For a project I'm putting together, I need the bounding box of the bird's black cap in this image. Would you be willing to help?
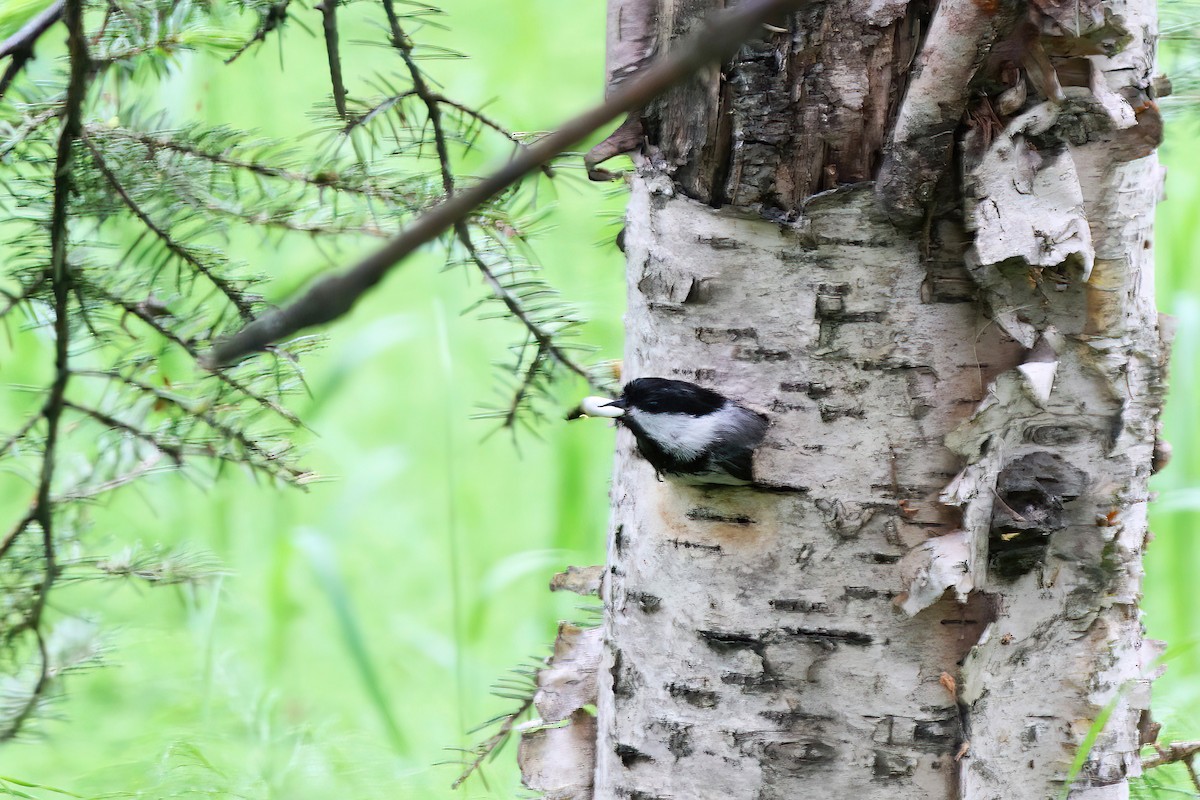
[621,378,727,416]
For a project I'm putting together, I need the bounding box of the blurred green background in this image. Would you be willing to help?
[1,1,1198,798]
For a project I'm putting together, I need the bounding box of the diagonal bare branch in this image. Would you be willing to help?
[207,0,809,367]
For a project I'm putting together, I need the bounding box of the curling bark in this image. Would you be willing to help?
[585,0,1168,797]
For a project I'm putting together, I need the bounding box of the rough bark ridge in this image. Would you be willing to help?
[636,0,927,209]
[591,0,1167,797]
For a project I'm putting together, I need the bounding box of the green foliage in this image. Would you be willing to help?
[0,0,620,796]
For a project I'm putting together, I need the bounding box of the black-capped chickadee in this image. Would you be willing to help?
[569,377,768,485]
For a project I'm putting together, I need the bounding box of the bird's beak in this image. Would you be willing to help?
[566,395,626,420]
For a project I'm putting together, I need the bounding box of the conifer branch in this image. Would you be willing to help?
[436,96,554,177]
[54,453,165,503]
[72,370,309,482]
[502,343,549,429]
[91,125,421,207]
[0,511,37,563]
[452,666,538,789]
[0,0,65,100]
[62,400,186,463]
[225,0,293,64]
[1,626,49,741]
[341,89,419,135]
[89,283,302,426]
[0,106,60,159]
[381,0,593,414]
[81,132,257,321]
[316,0,348,120]
[0,273,48,318]
[195,197,393,239]
[0,413,42,459]
[4,0,89,745]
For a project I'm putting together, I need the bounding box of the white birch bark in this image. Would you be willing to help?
[586,0,1169,797]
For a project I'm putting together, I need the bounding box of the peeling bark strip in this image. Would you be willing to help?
[519,625,604,798]
[597,0,1166,796]
[876,0,1022,225]
[520,709,598,800]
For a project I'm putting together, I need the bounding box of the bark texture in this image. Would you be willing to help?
[639,0,928,209]
[591,0,1167,797]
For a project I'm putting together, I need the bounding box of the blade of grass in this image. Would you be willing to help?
[297,528,407,753]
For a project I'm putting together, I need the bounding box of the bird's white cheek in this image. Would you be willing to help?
[627,409,724,459]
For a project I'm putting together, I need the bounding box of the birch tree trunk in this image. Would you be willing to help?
[591,0,1169,797]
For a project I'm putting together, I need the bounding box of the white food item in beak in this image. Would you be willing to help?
[579,396,624,418]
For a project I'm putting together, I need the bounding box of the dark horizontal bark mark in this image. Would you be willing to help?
[696,326,758,343]
[667,682,719,708]
[856,357,925,371]
[771,598,831,613]
[761,708,835,726]
[700,629,766,654]
[749,481,812,494]
[870,482,934,498]
[722,671,784,691]
[759,738,839,772]
[687,507,756,524]
[818,403,866,422]
[780,380,832,398]
[616,742,654,767]
[817,305,888,325]
[697,234,744,249]
[1024,424,1088,446]
[668,538,723,552]
[781,626,873,646]
[734,347,792,362]
[622,790,671,800]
